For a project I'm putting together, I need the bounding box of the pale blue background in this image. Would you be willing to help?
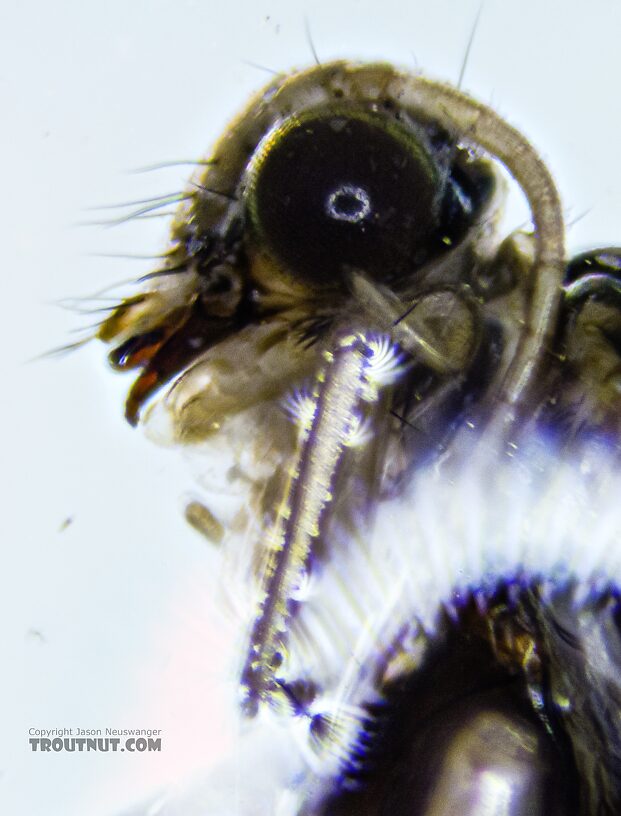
[2,0,621,814]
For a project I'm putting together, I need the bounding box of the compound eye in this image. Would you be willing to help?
[246,112,441,286]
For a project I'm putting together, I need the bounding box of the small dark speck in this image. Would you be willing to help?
[59,516,73,532]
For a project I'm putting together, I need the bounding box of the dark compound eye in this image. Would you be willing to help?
[246,112,446,286]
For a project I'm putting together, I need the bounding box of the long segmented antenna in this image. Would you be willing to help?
[385,72,564,431]
[241,332,401,715]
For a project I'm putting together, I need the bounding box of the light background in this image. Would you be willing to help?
[2,1,620,814]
